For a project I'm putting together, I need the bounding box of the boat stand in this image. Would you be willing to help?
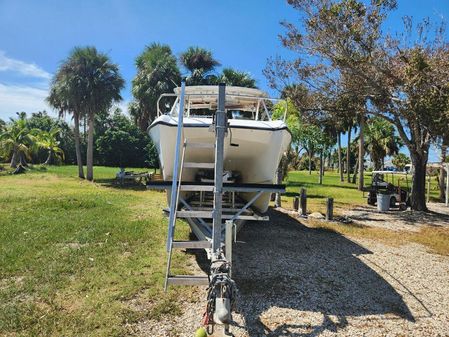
[147,82,285,335]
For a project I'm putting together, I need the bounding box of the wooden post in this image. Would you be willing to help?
[300,188,307,216]
[446,164,449,206]
[427,174,431,203]
[293,196,299,211]
[326,198,334,221]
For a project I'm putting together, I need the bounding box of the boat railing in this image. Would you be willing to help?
[156,93,288,122]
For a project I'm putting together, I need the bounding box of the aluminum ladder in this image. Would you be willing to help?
[164,82,223,289]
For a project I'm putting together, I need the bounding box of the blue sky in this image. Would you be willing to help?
[0,0,448,159]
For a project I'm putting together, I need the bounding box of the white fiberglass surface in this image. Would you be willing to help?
[151,115,287,129]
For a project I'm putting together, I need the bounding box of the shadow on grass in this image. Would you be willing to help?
[94,178,148,191]
[0,164,48,176]
[189,208,417,336]
[284,192,329,199]
[286,181,359,190]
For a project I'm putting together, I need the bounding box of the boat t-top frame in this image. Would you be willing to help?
[156,85,288,122]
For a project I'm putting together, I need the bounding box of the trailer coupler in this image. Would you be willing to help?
[202,256,237,335]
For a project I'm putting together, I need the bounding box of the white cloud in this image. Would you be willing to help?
[0,50,51,80]
[0,83,54,120]
[115,100,129,115]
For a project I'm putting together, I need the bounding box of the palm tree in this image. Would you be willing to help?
[48,46,124,181]
[0,117,36,168]
[132,43,181,130]
[215,68,257,88]
[180,46,220,85]
[48,62,85,178]
[36,127,65,165]
[364,117,402,170]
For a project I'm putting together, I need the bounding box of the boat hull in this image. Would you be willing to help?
[149,115,291,212]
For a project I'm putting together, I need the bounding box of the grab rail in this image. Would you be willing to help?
[156,92,288,122]
[166,81,186,251]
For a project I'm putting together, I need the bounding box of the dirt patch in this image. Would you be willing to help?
[0,276,25,291]
[344,203,449,231]
[129,208,449,336]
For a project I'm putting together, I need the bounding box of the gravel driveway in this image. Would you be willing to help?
[132,208,449,336]
[345,202,449,231]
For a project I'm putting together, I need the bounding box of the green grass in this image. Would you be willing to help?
[0,165,446,336]
[283,170,449,256]
[280,170,443,214]
[283,170,365,212]
[0,165,191,337]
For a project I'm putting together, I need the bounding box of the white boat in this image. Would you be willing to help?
[148,85,291,213]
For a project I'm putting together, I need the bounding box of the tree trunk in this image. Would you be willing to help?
[337,132,343,182]
[83,115,87,144]
[44,150,52,165]
[275,165,283,208]
[326,151,331,174]
[10,148,18,168]
[372,154,382,171]
[275,152,290,207]
[19,152,28,166]
[308,151,312,175]
[347,127,351,182]
[358,114,365,191]
[73,113,85,179]
[319,150,324,185]
[352,156,359,184]
[86,113,95,181]
[410,151,428,211]
[439,145,447,202]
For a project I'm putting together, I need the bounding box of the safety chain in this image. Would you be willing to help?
[201,258,237,331]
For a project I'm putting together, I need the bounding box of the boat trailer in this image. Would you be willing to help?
[147,82,285,335]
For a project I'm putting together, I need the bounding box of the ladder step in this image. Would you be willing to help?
[186,142,214,149]
[177,210,213,218]
[172,240,211,249]
[167,275,209,286]
[179,185,214,192]
[188,206,252,213]
[190,201,245,207]
[184,162,215,169]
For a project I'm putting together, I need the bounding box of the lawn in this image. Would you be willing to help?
[0,165,192,337]
[280,170,443,214]
[0,165,446,336]
[281,170,367,213]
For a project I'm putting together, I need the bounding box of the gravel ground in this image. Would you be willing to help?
[344,202,449,231]
[131,208,449,336]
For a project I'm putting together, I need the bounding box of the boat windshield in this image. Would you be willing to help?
[170,104,263,120]
[229,110,254,120]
